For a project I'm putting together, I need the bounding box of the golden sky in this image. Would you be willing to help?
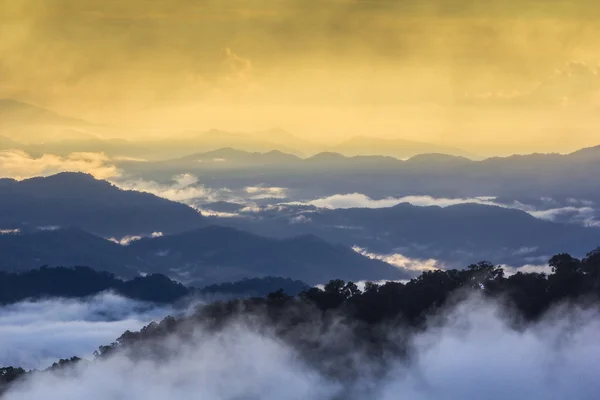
[1,0,600,155]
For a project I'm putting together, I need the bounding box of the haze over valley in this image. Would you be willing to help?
[2,1,600,399]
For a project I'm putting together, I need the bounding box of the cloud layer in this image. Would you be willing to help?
[0,293,175,370]
[0,150,120,180]
[352,246,442,273]
[296,193,499,210]
[4,296,600,399]
[294,193,600,227]
[115,174,216,203]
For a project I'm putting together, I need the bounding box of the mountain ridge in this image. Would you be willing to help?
[0,172,205,237]
[0,226,410,285]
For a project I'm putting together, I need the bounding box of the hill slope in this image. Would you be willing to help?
[128,225,409,285]
[212,202,600,267]
[0,172,205,237]
[0,227,409,285]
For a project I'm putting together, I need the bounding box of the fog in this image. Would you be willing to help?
[294,193,500,210]
[352,246,551,276]
[0,150,120,180]
[4,296,600,399]
[352,246,442,273]
[0,293,176,370]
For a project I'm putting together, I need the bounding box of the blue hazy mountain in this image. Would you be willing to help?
[212,202,600,267]
[0,173,205,237]
[0,226,409,285]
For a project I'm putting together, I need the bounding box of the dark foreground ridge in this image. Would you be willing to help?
[2,248,600,394]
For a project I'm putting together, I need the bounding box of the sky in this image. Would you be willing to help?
[1,0,600,154]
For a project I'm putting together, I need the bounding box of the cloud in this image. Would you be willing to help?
[464,61,600,108]
[220,47,253,89]
[108,235,142,246]
[245,186,288,200]
[502,264,552,276]
[108,232,164,245]
[113,174,261,207]
[353,245,551,276]
[6,324,336,399]
[36,226,61,231]
[112,176,288,208]
[528,206,600,227]
[3,1,600,155]
[0,293,175,370]
[240,204,263,213]
[0,150,120,180]
[5,296,600,399]
[511,246,539,256]
[192,208,241,218]
[292,193,499,210]
[352,246,443,273]
[0,228,21,235]
[114,174,217,203]
[290,215,311,224]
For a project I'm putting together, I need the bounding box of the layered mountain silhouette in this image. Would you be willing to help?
[212,202,600,267]
[0,173,205,237]
[176,130,304,156]
[120,145,600,173]
[329,135,473,159]
[0,228,140,276]
[0,226,409,285]
[119,146,600,204]
[2,99,481,160]
[127,225,408,285]
[2,171,599,272]
[0,266,310,305]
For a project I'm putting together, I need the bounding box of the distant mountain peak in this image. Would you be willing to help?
[202,147,248,157]
[405,153,473,164]
[569,145,600,159]
[331,135,473,159]
[22,171,104,186]
[308,152,346,161]
[0,173,205,237]
[181,147,301,164]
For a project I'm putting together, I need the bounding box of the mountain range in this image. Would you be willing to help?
[329,135,473,159]
[118,145,600,206]
[0,225,408,285]
[0,99,474,159]
[210,202,600,267]
[2,172,600,273]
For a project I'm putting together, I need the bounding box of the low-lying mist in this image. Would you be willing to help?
[0,293,177,370]
[4,295,600,399]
